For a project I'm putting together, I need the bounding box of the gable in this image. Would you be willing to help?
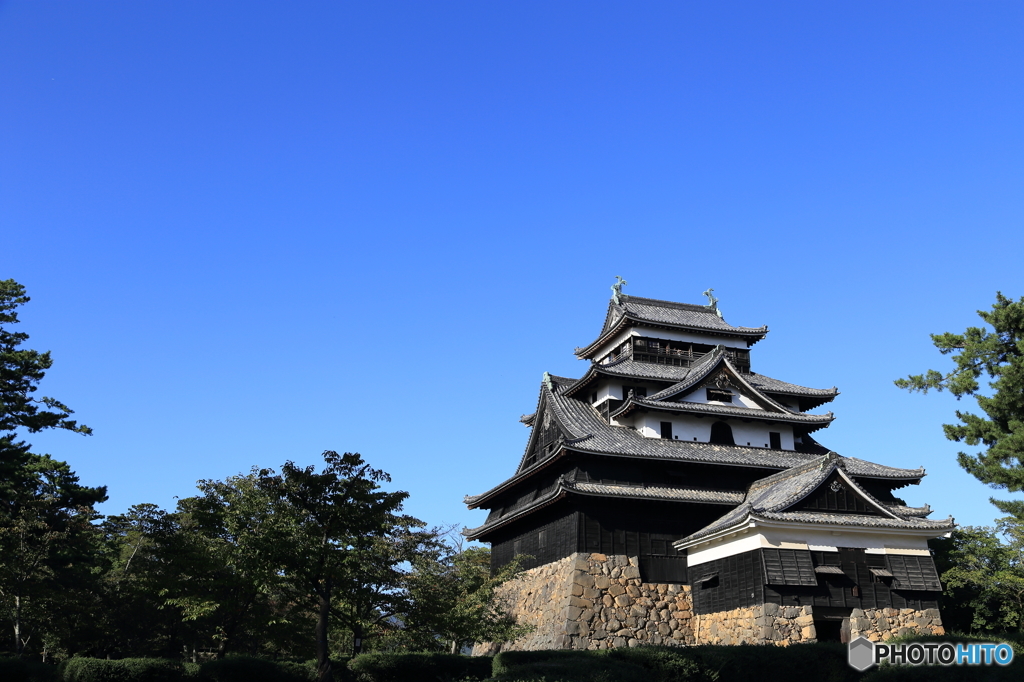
[518,397,569,472]
[790,471,884,516]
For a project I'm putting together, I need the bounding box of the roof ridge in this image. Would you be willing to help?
[619,294,711,312]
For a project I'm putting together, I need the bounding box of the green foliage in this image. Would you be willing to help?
[0,657,60,682]
[492,645,854,682]
[198,656,315,682]
[63,658,185,682]
[0,280,106,658]
[255,450,428,668]
[491,649,650,682]
[895,292,1024,518]
[347,652,490,682]
[402,543,533,653]
[931,521,1024,633]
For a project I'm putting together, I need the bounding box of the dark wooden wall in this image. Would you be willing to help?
[690,548,941,615]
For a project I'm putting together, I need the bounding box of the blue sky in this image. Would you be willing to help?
[3,2,1023,534]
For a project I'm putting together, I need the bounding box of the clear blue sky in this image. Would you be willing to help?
[3,2,1022,534]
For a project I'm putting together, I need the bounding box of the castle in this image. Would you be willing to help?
[465,284,952,650]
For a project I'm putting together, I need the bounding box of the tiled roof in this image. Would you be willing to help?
[465,380,924,509]
[674,455,953,547]
[463,475,744,540]
[573,481,744,504]
[578,295,768,358]
[614,396,835,427]
[744,373,839,398]
[567,353,837,403]
[885,504,933,518]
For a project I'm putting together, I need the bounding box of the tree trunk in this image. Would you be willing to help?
[13,595,23,657]
[449,640,459,655]
[353,622,364,656]
[315,584,334,682]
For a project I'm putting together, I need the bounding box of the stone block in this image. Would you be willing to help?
[595,575,611,589]
[571,583,584,597]
[591,553,607,562]
[801,625,816,640]
[612,636,628,648]
[614,594,632,607]
[763,603,780,616]
[565,606,582,621]
[621,566,640,579]
[608,584,626,597]
[569,596,592,609]
[795,615,814,627]
[658,622,672,636]
[602,595,614,608]
[851,608,866,618]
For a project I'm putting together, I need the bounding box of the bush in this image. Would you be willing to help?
[198,656,314,682]
[63,658,184,682]
[492,644,857,682]
[348,652,491,682]
[491,649,648,682]
[0,658,61,682]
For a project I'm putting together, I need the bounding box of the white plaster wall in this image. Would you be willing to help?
[634,414,795,450]
[686,528,939,566]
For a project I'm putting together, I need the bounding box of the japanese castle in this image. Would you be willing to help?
[465,282,953,649]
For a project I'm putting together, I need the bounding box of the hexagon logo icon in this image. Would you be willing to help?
[848,636,876,671]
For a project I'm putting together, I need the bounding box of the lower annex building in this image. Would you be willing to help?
[464,283,953,651]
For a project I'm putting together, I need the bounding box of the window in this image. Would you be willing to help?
[538,529,548,549]
[769,432,782,449]
[623,386,647,399]
[706,388,732,402]
[709,421,735,445]
[660,421,673,439]
[591,392,598,404]
[513,539,522,555]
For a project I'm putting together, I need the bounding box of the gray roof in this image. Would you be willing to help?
[675,454,953,547]
[464,474,744,540]
[614,396,835,428]
[565,353,836,404]
[579,295,768,358]
[465,381,924,508]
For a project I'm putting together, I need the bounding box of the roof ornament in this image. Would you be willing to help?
[702,288,724,319]
[542,371,554,391]
[611,276,628,305]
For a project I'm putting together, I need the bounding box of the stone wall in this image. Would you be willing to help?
[472,552,944,654]
[474,552,694,654]
[850,607,944,641]
[694,603,816,646]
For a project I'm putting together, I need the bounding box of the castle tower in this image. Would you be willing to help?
[465,287,952,651]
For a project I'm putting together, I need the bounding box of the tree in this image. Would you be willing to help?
[931,518,1024,633]
[0,280,104,658]
[895,292,1024,518]
[403,542,531,654]
[0,280,92,495]
[256,451,425,682]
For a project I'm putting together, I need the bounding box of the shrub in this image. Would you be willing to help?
[199,656,314,682]
[348,652,491,682]
[63,658,184,682]
[491,649,647,682]
[0,657,61,682]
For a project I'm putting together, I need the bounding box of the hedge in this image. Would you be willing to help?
[492,644,855,682]
[198,656,315,682]
[348,652,491,682]
[63,658,185,682]
[0,657,61,682]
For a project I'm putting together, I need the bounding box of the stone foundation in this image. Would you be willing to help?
[850,607,944,641]
[474,552,694,654]
[693,603,816,645]
[473,552,943,653]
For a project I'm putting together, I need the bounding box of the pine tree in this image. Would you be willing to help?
[896,292,1024,518]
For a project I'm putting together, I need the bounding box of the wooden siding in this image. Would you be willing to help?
[792,472,881,515]
[691,549,764,615]
[763,549,940,612]
[490,508,579,573]
[691,548,941,615]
